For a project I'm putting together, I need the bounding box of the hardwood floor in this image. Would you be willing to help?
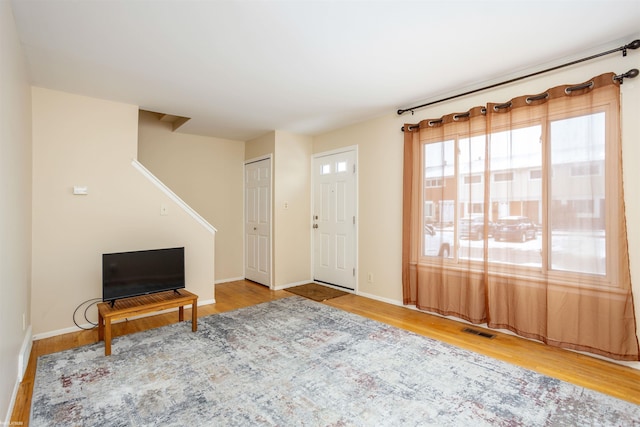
[11,280,640,424]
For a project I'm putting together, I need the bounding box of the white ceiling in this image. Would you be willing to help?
[10,0,640,141]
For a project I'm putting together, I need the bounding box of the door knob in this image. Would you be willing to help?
[253,227,257,231]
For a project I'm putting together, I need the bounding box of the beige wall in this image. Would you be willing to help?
[31,88,215,336]
[245,131,275,161]
[314,40,640,318]
[273,131,312,288]
[0,1,32,420]
[138,110,244,281]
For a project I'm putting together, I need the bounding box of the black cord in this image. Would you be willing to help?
[73,298,102,330]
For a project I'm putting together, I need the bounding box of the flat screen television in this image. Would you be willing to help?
[102,247,185,305]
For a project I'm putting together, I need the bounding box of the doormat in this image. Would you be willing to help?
[285,283,348,301]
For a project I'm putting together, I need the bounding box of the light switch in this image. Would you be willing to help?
[73,186,88,195]
[160,204,168,216]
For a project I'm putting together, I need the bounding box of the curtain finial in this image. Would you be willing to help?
[614,68,639,84]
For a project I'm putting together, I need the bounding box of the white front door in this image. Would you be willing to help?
[313,149,357,290]
[245,158,271,287]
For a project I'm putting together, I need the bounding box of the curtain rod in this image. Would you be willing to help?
[397,38,640,117]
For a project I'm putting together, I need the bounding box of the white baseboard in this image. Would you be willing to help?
[6,326,33,425]
[18,325,32,381]
[355,290,403,307]
[215,276,244,284]
[273,279,314,291]
[5,378,19,427]
[33,299,216,341]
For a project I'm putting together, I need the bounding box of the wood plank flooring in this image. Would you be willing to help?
[11,280,640,424]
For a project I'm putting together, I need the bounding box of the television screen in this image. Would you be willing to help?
[102,247,185,303]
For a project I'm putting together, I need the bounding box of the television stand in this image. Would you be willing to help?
[97,289,198,356]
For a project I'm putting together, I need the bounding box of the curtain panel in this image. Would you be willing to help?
[402,73,639,360]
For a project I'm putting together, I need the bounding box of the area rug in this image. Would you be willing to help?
[31,297,640,426]
[285,282,348,301]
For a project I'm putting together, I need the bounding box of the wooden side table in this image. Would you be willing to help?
[97,289,198,356]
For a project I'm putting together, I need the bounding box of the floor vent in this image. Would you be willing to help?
[462,327,496,339]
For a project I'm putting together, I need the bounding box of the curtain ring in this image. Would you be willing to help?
[452,112,470,121]
[481,107,487,115]
[493,101,512,112]
[525,92,549,104]
[428,119,443,127]
[565,81,594,94]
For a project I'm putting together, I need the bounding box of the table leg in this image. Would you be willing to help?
[98,311,104,341]
[178,306,184,322]
[192,299,197,332]
[104,318,112,356]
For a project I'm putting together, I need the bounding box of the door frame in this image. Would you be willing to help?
[311,145,358,291]
[244,154,273,288]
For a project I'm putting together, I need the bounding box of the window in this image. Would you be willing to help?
[404,73,637,361]
[321,161,351,175]
[420,108,612,277]
[549,113,606,275]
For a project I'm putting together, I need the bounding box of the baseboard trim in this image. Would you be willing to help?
[6,326,33,425]
[215,276,244,284]
[33,299,215,341]
[355,291,403,307]
[18,325,32,381]
[5,377,20,427]
[273,280,314,291]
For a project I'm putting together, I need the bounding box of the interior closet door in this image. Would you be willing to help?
[245,158,271,287]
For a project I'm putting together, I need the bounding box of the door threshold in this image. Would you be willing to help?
[313,280,354,292]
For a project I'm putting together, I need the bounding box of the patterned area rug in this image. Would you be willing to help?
[285,283,348,301]
[31,297,640,426]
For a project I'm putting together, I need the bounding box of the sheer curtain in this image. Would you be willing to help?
[402,73,639,360]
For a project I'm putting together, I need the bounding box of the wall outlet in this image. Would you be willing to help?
[284,201,289,209]
[367,273,373,283]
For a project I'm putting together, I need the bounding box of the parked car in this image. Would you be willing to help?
[425,224,452,257]
[493,216,537,242]
[459,216,494,240]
